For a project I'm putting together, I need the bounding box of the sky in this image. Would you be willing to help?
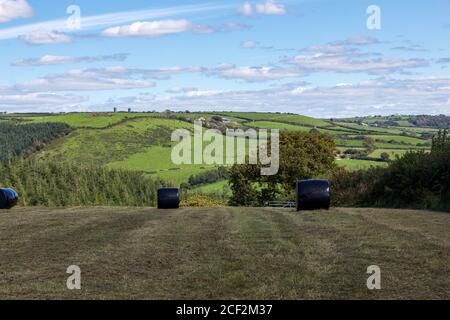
[0,0,449,118]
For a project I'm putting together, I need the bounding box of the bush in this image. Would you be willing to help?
[330,130,450,212]
[180,195,227,207]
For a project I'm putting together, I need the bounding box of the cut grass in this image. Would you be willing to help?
[0,206,448,299]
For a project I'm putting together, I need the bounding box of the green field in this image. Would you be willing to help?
[220,112,331,127]
[0,206,448,299]
[335,122,405,135]
[34,116,253,184]
[368,149,409,159]
[2,111,438,187]
[246,121,312,132]
[336,159,388,170]
[335,139,365,148]
[191,180,231,197]
[35,117,206,184]
[366,135,429,146]
[26,112,155,128]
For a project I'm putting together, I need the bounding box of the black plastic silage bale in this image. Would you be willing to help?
[0,188,19,210]
[157,188,180,209]
[296,180,330,211]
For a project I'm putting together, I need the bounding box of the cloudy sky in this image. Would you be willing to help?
[0,0,449,117]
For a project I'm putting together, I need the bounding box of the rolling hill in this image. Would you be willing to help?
[1,112,439,191]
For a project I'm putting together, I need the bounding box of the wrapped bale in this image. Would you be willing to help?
[296,180,330,211]
[157,188,180,209]
[0,188,19,210]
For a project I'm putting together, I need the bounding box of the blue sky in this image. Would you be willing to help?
[0,0,449,117]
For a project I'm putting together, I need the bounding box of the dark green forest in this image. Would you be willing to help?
[0,159,158,207]
[0,122,163,207]
[0,122,70,162]
[410,115,450,128]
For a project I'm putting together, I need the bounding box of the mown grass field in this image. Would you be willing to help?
[0,206,448,300]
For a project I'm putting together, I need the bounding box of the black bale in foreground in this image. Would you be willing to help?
[296,180,330,211]
[0,188,18,209]
[157,188,180,209]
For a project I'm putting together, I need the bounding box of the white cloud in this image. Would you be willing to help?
[16,68,155,92]
[19,31,72,45]
[290,86,312,95]
[0,2,232,40]
[186,90,222,97]
[256,0,286,15]
[10,65,200,92]
[222,22,250,31]
[241,40,258,48]
[286,54,428,74]
[101,19,192,37]
[114,77,450,117]
[238,1,287,16]
[303,36,380,54]
[100,20,247,38]
[207,64,304,81]
[0,0,32,23]
[166,86,198,93]
[238,2,253,16]
[0,92,87,112]
[339,35,379,46]
[303,44,355,54]
[29,76,450,116]
[191,23,216,34]
[12,53,128,66]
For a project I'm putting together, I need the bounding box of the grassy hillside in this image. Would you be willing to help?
[27,112,155,128]
[219,112,331,127]
[35,117,211,184]
[2,112,438,187]
[0,206,448,299]
[34,116,250,184]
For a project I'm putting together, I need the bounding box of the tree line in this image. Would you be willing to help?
[0,159,159,207]
[0,122,71,163]
[410,115,450,128]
